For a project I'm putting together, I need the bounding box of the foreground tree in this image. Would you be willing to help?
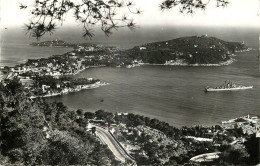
[20,0,142,40]
[0,79,117,165]
[159,0,229,13]
[244,134,260,165]
[20,0,230,40]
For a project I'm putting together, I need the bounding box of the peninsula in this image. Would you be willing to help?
[30,39,117,51]
[29,35,249,68]
[1,36,250,98]
[124,35,248,66]
[31,39,75,47]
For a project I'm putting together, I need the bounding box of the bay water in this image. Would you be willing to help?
[1,26,259,127]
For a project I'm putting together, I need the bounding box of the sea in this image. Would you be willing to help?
[1,26,260,127]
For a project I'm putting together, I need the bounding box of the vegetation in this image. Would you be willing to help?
[19,0,230,39]
[0,78,258,165]
[20,0,142,40]
[244,134,260,165]
[26,36,247,69]
[124,36,247,64]
[0,79,117,165]
[30,75,100,96]
[159,0,230,13]
[86,111,256,165]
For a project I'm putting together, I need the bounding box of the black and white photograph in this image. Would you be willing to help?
[0,0,260,165]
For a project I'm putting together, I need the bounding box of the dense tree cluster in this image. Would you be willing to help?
[244,135,260,165]
[0,79,117,165]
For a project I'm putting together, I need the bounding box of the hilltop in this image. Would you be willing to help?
[125,35,247,65]
[30,36,248,67]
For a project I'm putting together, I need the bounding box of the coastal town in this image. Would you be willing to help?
[85,111,260,165]
[0,36,249,99]
[1,0,259,165]
[1,39,160,98]
[0,38,259,165]
[0,43,123,98]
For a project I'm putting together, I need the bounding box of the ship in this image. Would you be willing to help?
[205,80,253,92]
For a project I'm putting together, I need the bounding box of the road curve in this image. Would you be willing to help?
[93,125,133,163]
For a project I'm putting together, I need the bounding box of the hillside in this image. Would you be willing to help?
[126,35,247,65]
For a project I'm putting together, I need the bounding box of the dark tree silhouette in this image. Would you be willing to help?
[244,134,260,164]
[160,0,229,14]
[20,0,142,40]
[20,0,230,40]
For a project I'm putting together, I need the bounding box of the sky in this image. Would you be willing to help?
[0,0,259,28]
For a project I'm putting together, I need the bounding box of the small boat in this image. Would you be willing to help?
[205,80,253,92]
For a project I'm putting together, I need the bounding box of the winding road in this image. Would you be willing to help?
[92,125,134,163]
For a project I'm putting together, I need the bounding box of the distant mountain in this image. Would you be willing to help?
[125,35,247,65]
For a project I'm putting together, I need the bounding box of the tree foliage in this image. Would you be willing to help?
[160,0,229,14]
[244,134,260,165]
[20,0,230,40]
[20,0,142,40]
[0,79,117,165]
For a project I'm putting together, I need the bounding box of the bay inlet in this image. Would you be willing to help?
[45,50,260,127]
[1,27,260,127]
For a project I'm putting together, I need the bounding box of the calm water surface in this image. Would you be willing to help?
[0,43,72,66]
[2,27,260,127]
[46,50,260,127]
